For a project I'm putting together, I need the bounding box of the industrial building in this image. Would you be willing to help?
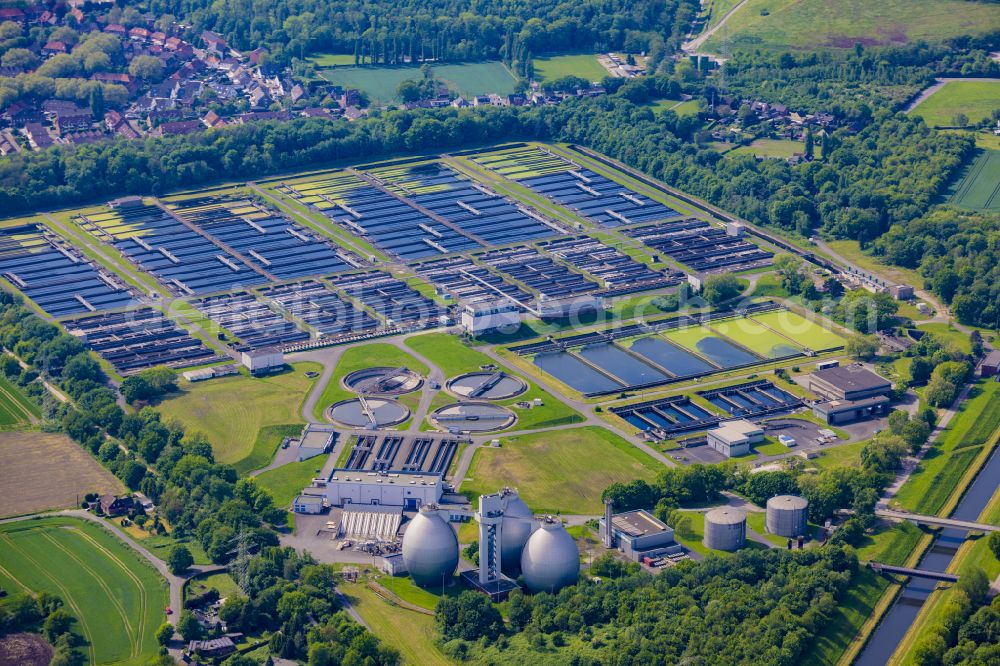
[460,299,523,334]
[599,507,680,562]
[241,346,285,374]
[292,495,324,514]
[316,470,443,509]
[706,419,764,457]
[807,364,891,401]
[807,364,892,424]
[980,349,1000,378]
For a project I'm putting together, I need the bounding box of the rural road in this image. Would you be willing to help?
[683,0,750,54]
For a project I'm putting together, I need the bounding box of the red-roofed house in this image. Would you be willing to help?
[129,27,150,41]
[104,23,126,35]
[0,7,26,23]
[42,41,68,56]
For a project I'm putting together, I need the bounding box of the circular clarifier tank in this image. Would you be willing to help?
[328,398,410,428]
[447,372,527,400]
[343,366,423,395]
[430,401,515,432]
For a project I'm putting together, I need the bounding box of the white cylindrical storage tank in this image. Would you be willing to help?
[500,492,535,574]
[520,517,579,593]
[401,505,459,587]
[703,507,746,551]
[766,495,809,538]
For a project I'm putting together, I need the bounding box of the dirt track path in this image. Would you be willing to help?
[683,0,750,53]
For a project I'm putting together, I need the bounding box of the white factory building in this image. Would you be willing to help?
[706,419,764,457]
[316,470,444,510]
[241,347,285,374]
[460,299,523,335]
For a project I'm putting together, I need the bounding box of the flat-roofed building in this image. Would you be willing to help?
[292,495,324,514]
[807,364,891,402]
[706,419,764,457]
[460,299,522,335]
[316,470,443,510]
[241,346,284,374]
[813,395,890,424]
[599,509,679,562]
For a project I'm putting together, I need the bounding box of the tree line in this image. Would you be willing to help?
[147,0,697,67]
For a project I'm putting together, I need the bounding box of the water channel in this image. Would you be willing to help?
[855,445,1000,664]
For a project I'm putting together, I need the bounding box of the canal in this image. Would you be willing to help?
[855,445,1000,665]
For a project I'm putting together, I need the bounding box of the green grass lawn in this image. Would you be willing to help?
[155,363,321,468]
[405,333,583,430]
[340,581,452,666]
[307,53,358,67]
[532,54,608,82]
[0,517,168,666]
[910,80,1000,128]
[946,148,1000,212]
[460,426,662,514]
[893,380,999,514]
[312,344,429,422]
[318,61,517,104]
[915,322,973,352]
[729,139,805,159]
[233,423,304,475]
[744,511,787,546]
[704,0,1000,53]
[374,572,463,611]
[185,571,242,602]
[254,458,325,509]
[0,374,40,427]
[753,439,792,457]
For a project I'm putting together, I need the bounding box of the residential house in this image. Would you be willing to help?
[4,101,42,125]
[201,30,227,53]
[93,72,137,94]
[202,110,226,128]
[0,7,26,24]
[41,41,68,56]
[105,110,142,138]
[53,107,93,134]
[129,27,150,41]
[0,130,21,156]
[99,494,135,517]
[23,123,54,150]
[104,23,127,36]
[154,119,203,136]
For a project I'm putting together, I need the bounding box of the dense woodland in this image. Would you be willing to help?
[149,0,697,68]
[432,547,861,665]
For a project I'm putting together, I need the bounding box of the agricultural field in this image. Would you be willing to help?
[460,426,662,513]
[532,54,608,82]
[703,0,1000,52]
[947,148,1000,212]
[729,139,806,159]
[0,375,40,429]
[0,517,168,666]
[0,432,123,518]
[317,61,517,103]
[155,362,321,467]
[909,79,1000,128]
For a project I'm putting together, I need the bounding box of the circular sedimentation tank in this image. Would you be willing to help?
[447,372,527,401]
[520,517,579,593]
[499,489,536,575]
[401,504,459,587]
[343,366,422,395]
[328,398,410,428]
[430,401,515,433]
[703,507,747,551]
[766,495,809,538]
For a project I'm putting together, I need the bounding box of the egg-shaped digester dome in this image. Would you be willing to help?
[520,517,579,593]
[500,491,535,574]
[401,505,459,587]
